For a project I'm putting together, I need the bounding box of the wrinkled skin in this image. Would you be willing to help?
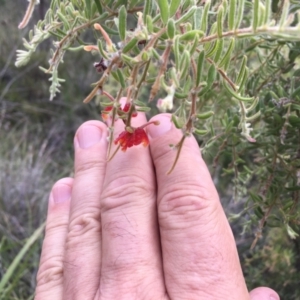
[35,108,280,300]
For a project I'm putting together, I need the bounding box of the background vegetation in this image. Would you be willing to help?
[0,0,299,299]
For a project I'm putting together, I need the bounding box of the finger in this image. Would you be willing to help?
[63,121,107,299]
[147,114,249,300]
[249,287,280,300]
[35,178,73,300]
[99,109,167,298]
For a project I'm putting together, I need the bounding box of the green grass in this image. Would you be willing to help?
[0,117,75,299]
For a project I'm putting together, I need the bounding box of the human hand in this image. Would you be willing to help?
[35,110,280,300]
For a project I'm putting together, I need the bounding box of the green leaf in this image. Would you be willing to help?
[235,0,245,29]
[194,6,202,29]
[136,106,151,112]
[228,0,236,30]
[196,50,205,87]
[206,63,216,88]
[238,67,248,92]
[224,81,254,102]
[0,223,45,292]
[175,5,197,25]
[217,5,224,38]
[200,0,210,33]
[167,18,176,39]
[97,39,108,59]
[214,38,224,63]
[252,0,259,31]
[205,40,218,58]
[118,5,127,41]
[57,11,70,30]
[194,128,209,135]
[179,30,203,41]
[171,114,184,128]
[143,0,152,24]
[169,0,181,18]
[236,55,247,86]
[146,15,154,33]
[101,24,119,35]
[156,0,169,25]
[122,37,138,53]
[189,33,199,55]
[179,50,190,80]
[116,69,126,88]
[288,115,300,127]
[129,0,141,9]
[197,111,214,119]
[218,38,235,69]
[85,0,92,19]
[173,36,180,68]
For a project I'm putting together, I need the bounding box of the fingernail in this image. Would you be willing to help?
[52,183,71,204]
[147,115,172,138]
[76,125,102,149]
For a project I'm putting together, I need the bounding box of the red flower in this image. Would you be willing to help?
[101,103,137,121]
[101,106,113,121]
[114,127,149,151]
[122,103,138,117]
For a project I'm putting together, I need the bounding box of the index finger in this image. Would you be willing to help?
[147,114,249,300]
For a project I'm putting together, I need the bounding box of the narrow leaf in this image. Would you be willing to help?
[218,38,235,69]
[146,15,154,33]
[206,63,216,88]
[143,0,152,24]
[156,0,169,25]
[194,6,202,29]
[224,81,254,101]
[94,0,103,15]
[169,0,181,17]
[279,0,290,28]
[252,0,259,31]
[200,0,211,33]
[235,0,245,29]
[97,39,108,59]
[118,5,127,41]
[264,0,271,24]
[236,55,247,86]
[167,18,176,39]
[197,111,214,119]
[214,38,224,63]
[217,5,224,38]
[179,50,191,80]
[85,0,92,19]
[180,30,204,41]
[196,50,205,87]
[122,37,138,53]
[228,0,236,30]
[175,5,197,25]
[117,69,126,88]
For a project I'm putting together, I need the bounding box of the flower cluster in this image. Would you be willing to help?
[114,121,159,151]
[115,127,149,151]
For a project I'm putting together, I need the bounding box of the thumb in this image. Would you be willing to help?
[250,287,280,300]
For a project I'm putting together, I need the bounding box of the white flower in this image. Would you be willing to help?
[156,85,175,112]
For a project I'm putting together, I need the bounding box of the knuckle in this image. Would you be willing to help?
[66,209,101,246]
[36,255,64,288]
[159,181,218,226]
[75,158,106,177]
[101,173,155,212]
